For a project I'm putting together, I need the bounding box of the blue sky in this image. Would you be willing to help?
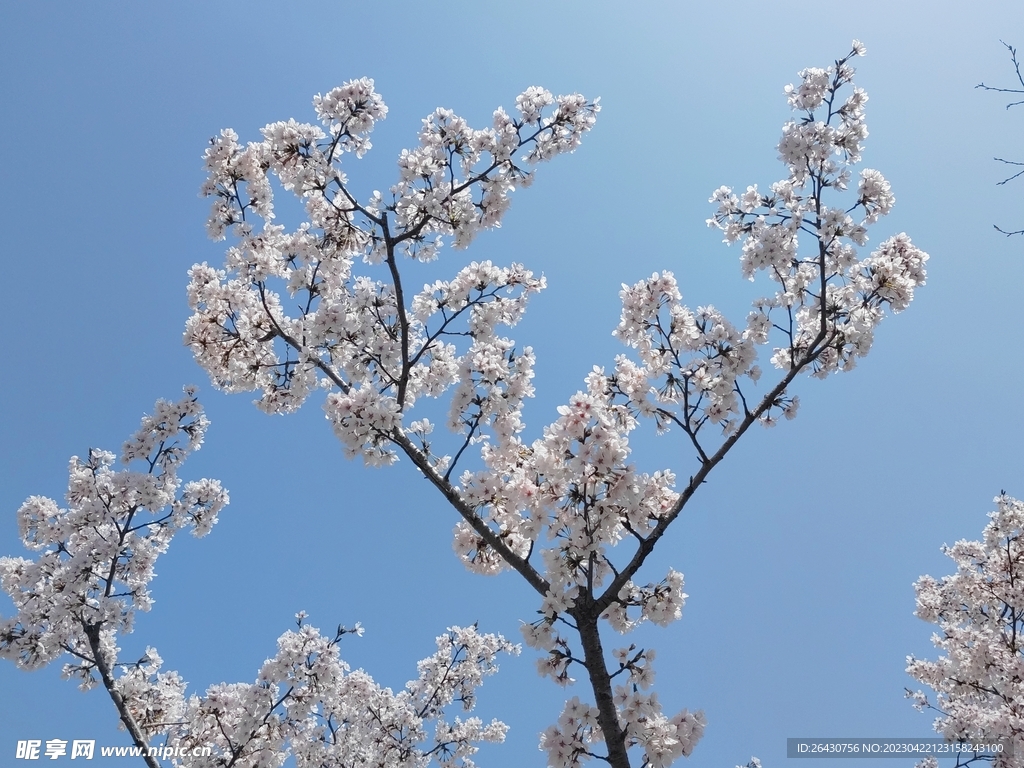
[2,1,1023,765]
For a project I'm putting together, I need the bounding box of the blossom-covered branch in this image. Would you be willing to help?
[186,43,926,768]
[907,494,1024,768]
[0,394,516,767]
[169,619,515,768]
[0,389,227,768]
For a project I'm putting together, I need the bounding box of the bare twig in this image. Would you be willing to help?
[978,41,1024,234]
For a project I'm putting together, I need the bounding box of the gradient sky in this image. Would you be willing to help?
[2,2,1023,766]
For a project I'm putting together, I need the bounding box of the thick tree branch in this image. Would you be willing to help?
[390,429,551,596]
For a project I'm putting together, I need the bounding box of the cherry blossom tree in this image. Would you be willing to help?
[1,41,929,767]
[0,391,228,767]
[180,40,925,768]
[907,494,1024,768]
[0,390,516,768]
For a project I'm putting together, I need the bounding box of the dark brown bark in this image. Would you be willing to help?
[82,623,162,768]
[573,605,632,768]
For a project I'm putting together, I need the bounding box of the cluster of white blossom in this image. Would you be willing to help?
[601,42,927,454]
[522,612,700,768]
[456,369,679,589]
[182,47,926,768]
[458,366,699,766]
[540,690,704,768]
[0,389,227,680]
[612,270,760,437]
[168,621,515,768]
[906,494,1024,767]
[704,40,926,386]
[187,79,597,443]
[112,619,516,768]
[0,394,516,767]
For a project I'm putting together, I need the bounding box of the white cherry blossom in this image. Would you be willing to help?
[0,39,934,768]
[181,43,927,768]
[1,394,516,768]
[907,494,1024,767]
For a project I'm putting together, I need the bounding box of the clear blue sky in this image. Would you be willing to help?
[2,2,1022,766]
